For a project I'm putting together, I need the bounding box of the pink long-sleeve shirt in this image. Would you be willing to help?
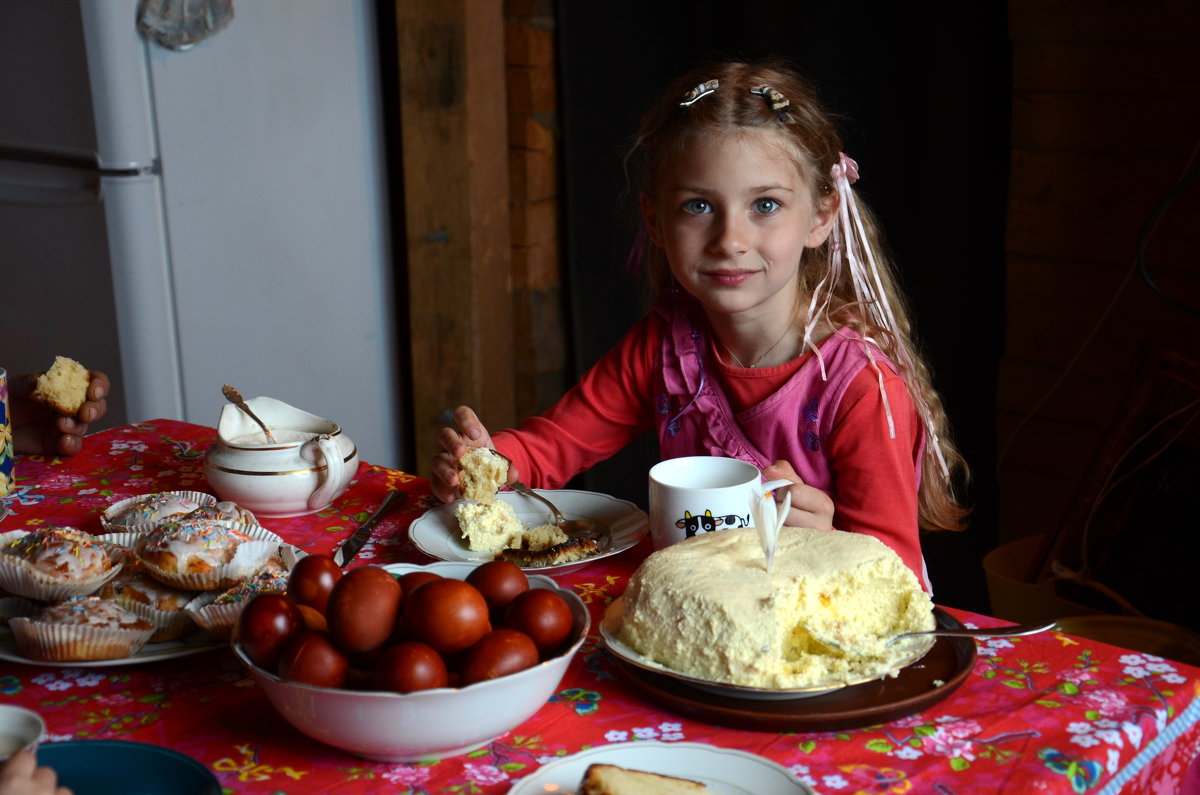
[492,311,925,581]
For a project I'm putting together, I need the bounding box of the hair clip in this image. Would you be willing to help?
[750,85,791,114]
[679,79,719,107]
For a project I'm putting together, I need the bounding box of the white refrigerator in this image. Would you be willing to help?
[0,0,405,469]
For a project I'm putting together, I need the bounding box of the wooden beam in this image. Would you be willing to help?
[394,0,515,472]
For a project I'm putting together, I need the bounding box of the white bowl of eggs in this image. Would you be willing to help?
[231,560,589,762]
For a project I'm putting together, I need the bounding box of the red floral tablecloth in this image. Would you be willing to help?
[2,420,1199,795]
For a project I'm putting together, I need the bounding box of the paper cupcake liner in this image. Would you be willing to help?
[184,573,286,642]
[259,543,306,578]
[0,532,127,601]
[0,596,40,626]
[136,523,283,592]
[95,532,144,553]
[184,592,242,641]
[10,616,156,662]
[100,490,219,534]
[108,594,198,643]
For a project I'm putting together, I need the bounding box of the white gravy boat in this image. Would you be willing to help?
[204,396,359,517]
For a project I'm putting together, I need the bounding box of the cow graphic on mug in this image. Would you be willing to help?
[676,509,751,538]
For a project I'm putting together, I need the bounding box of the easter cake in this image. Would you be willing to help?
[614,526,935,689]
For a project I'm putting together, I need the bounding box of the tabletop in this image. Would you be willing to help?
[2,419,1199,795]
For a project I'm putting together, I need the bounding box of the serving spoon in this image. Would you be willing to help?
[221,384,276,443]
[508,480,613,551]
[885,619,1059,647]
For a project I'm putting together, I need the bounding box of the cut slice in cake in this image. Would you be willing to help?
[580,763,712,794]
[31,356,91,415]
[455,501,526,552]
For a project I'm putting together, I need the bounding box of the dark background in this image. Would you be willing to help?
[553,2,1011,612]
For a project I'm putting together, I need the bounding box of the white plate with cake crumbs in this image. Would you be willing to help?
[409,489,647,574]
[509,740,813,794]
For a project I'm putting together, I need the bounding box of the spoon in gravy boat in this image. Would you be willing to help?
[508,481,612,551]
[221,384,277,443]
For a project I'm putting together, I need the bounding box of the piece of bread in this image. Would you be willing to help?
[581,763,712,794]
[458,447,508,503]
[32,356,91,415]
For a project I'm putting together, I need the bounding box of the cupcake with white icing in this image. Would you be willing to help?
[0,526,125,601]
[135,515,280,591]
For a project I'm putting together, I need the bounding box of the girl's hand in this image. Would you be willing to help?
[763,459,834,531]
[428,405,514,503]
[10,370,110,457]
[0,750,73,795]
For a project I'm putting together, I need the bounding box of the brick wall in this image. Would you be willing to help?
[999,0,1200,553]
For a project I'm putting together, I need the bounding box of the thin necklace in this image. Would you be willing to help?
[722,325,795,368]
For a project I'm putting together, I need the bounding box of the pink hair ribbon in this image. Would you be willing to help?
[802,153,951,480]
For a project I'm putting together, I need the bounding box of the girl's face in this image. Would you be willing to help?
[641,130,833,325]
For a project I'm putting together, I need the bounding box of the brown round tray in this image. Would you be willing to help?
[612,607,977,732]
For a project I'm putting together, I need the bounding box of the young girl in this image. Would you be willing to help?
[430,59,968,586]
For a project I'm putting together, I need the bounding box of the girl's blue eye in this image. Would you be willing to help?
[753,198,780,214]
[683,198,711,214]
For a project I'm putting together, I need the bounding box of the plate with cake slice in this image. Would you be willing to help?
[508,740,813,795]
[600,596,936,701]
[409,489,648,575]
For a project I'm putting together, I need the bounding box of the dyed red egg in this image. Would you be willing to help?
[237,593,304,672]
[503,588,574,657]
[399,570,441,596]
[373,641,449,693]
[466,560,528,615]
[460,628,539,685]
[286,553,343,614]
[402,578,491,654]
[277,630,349,688]
[325,565,403,654]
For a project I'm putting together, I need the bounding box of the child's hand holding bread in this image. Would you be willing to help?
[429,405,513,504]
[10,356,110,456]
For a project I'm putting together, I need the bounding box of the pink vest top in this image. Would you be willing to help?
[652,298,922,493]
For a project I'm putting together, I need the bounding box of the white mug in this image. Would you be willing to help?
[648,456,791,549]
[0,705,45,762]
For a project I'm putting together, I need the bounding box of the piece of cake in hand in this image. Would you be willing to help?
[31,355,92,415]
[581,763,712,794]
[458,447,508,503]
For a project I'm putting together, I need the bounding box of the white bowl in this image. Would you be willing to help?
[0,704,45,762]
[232,561,590,762]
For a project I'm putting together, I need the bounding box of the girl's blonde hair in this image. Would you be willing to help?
[625,59,970,533]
